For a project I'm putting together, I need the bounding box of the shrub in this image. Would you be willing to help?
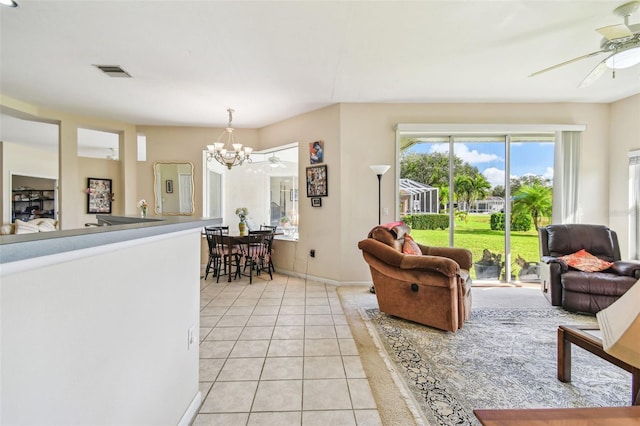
[490,212,532,232]
[403,214,449,230]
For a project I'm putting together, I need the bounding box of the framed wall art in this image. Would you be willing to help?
[309,140,324,164]
[86,177,113,214]
[306,165,328,197]
[311,197,322,207]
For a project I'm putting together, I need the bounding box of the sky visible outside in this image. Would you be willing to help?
[406,141,555,188]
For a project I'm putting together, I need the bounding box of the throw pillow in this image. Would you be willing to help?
[14,219,40,234]
[38,221,57,232]
[560,249,613,272]
[402,235,422,256]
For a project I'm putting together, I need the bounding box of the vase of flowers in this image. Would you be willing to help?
[138,199,148,218]
[235,207,248,235]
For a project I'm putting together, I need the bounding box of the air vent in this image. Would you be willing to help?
[93,65,132,78]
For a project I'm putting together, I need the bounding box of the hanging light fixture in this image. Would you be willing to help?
[206,108,253,169]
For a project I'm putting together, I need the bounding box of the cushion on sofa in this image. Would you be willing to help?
[0,224,15,235]
[15,219,40,234]
[3,218,58,235]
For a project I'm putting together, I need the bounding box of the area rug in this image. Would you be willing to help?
[361,307,632,426]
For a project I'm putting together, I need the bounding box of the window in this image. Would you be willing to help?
[202,143,298,240]
[630,150,640,260]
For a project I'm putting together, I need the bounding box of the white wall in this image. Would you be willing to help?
[1,230,201,424]
[608,94,640,258]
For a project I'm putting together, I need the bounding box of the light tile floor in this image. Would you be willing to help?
[192,272,382,426]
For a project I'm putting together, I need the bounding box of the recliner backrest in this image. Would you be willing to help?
[539,224,621,261]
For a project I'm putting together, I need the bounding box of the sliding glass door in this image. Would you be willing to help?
[399,130,555,283]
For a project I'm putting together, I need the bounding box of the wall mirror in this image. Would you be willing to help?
[153,161,194,215]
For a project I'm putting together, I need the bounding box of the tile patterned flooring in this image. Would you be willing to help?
[192,272,382,426]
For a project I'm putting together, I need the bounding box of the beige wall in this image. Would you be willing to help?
[0,95,138,229]
[5,96,639,282]
[259,105,342,281]
[609,94,640,258]
[78,157,122,224]
[259,102,615,283]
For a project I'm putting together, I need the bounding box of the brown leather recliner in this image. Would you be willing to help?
[358,224,472,332]
[538,224,640,314]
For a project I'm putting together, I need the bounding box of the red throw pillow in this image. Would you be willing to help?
[559,249,613,272]
[402,235,422,256]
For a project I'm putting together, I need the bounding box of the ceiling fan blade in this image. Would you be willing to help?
[596,24,633,40]
[529,50,604,77]
[577,57,611,88]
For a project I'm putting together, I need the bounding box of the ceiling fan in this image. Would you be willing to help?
[530,1,640,87]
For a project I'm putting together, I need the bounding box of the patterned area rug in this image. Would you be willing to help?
[362,307,631,426]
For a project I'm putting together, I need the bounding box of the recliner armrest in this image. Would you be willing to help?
[540,256,569,272]
[611,261,640,278]
[420,245,472,270]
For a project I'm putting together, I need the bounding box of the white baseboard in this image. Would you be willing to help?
[178,391,202,426]
[275,268,371,287]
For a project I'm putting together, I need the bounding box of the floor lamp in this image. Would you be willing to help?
[369,165,391,224]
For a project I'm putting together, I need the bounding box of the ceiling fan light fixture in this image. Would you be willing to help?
[605,46,640,69]
[0,0,19,7]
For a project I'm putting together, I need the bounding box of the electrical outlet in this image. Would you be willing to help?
[310,249,315,257]
[188,326,196,350]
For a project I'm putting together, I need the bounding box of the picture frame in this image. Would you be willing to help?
[290,189,298,202]
[86,177,113,214]
[306,165,328,197]
[309,140,324,164]
[311,197,322,207]
[165,179,174,193]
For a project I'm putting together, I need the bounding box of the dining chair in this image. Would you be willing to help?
[240,230,274,283]
[260,225,277,233]
[204,226,240,282]
[256,227,276,273]
[204,227,223,282]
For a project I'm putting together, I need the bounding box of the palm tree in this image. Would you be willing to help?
[512,184,552,230]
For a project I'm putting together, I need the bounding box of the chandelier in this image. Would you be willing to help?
[206,108,253,169]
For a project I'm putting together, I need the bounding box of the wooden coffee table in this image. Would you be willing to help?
[557,325,639,405]
[474,406,640,425]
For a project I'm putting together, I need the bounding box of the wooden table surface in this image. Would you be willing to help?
[474,406,640,426]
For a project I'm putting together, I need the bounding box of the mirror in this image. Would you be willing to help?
[153,161,194,215]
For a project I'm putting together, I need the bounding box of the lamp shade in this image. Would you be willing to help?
[370,165,391,175]
[596,280,640,369]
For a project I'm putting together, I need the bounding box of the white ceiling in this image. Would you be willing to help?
[1,0,639,136]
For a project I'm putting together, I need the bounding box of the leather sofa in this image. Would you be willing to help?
[538,224,640,314]
[358,223,472,332]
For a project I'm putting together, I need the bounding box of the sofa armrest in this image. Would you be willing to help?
[420,245,472,270]
[611,261,640,278]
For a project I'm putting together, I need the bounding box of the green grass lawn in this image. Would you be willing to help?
[410,214,542,280]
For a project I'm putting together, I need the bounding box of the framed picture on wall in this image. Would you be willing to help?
[86,177,113,214]
[311,197,322,207]
[309,140,324,164]
[306,165,328,197]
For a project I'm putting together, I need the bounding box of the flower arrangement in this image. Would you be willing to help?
[138,199,148,216]
[235,207,249,223]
